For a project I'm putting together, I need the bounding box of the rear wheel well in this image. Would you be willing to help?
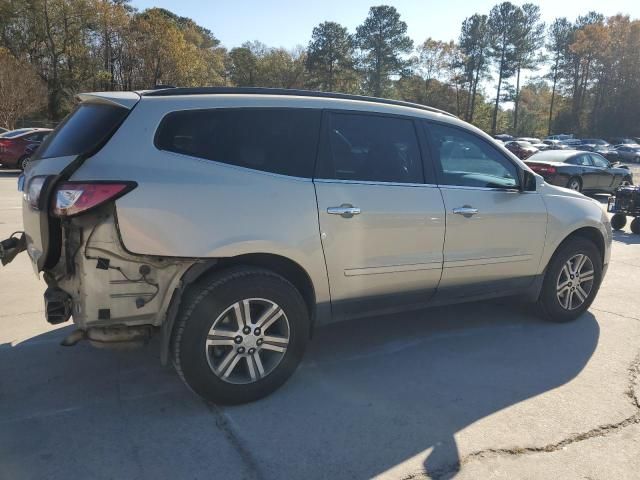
[200,254,316,321]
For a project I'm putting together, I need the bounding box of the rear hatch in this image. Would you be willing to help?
[21,92,139,272]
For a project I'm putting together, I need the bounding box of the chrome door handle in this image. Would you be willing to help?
[453,206,478,217]
[327,205,361,218]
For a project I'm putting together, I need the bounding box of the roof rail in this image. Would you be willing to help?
[141,87,456,118]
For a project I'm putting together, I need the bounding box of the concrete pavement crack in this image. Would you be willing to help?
[426,353,640,480]
[590,307,640,323]
[205,402,265,480]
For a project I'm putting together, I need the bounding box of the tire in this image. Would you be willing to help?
[18,156,30,171]
[622,176,633,186]
[611,213,627,231]
[567,177,582,192]
[631,218,640,235]
[172,266,310,405]
[537,238,602,323]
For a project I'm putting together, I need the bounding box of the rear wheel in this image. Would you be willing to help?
[611,214,627,231]
[631,218,640,235]
[537,238,602,323]
[18,156,30,171]
[567,177,582,192]
[172,266,310,405]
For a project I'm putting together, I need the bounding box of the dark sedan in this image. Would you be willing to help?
[525,150,632,193]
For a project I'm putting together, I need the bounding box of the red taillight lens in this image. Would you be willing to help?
[0,139,11,152]
[52,182,135,217]
[527,163,556,175]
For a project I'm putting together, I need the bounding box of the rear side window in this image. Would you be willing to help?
[35,103,129,160]
[155,108,321,178]
[317,112,423,183]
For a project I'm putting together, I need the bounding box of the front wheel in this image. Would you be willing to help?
[631,218,640,235]
[172,267,310,404]
[537,238,602,323]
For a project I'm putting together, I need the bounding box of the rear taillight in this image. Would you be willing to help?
[0,139,11,152]
[52,182,136,217]
[527,163,556,175]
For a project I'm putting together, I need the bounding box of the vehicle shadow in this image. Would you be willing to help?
[0,301,599,480]
[612,229,640,245]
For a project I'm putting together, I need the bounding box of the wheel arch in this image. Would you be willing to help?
[160,253,318,365]
[529,225,607,303]
[555,226,606,266]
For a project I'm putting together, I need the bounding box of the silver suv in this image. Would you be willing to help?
[2,88,611,404]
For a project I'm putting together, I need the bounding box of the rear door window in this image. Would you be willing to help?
[316,112,423,183]
[35,103,129,159]
[155,108,321,178]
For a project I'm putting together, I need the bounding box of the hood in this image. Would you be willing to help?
[540,181,604,207]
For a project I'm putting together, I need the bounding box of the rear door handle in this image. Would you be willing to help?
[327,204,361,218]
[453,206,478,217]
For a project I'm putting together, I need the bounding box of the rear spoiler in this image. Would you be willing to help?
[76,92,140,109]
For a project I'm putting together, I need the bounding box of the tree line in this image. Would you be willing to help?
[1,0,639,139]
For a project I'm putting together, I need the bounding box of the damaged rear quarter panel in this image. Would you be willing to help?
[51,211,194,330]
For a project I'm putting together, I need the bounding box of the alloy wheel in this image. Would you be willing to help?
[205,298,290,384]
[568,179,581,191]
[556,254,595,310]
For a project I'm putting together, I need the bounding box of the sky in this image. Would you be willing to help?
[131,0,640,49]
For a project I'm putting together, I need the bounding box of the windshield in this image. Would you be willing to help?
[34,103,129,160]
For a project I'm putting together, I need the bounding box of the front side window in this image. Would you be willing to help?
[155,108,321,178]
[317,112,423,183]
[426,122,519,189]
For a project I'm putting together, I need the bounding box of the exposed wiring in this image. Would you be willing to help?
[82,218,160,307]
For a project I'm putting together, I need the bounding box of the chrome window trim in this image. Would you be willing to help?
[437,184,522,193]
[313,178,438,188]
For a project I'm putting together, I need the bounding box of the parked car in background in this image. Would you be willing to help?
[561,138,582,148]
[609,137,636,145]
[505,140,539,159]
[1,88,612,404]
[615,144,640,163]
[525,150,632,193]
[546,134,574,141]
[0,128,52,170]
[494,133,514,142]
[542,139,568,150]
[577,139,620,162]
[516,137,548,150]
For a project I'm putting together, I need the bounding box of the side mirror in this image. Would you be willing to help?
[521,169,537,192]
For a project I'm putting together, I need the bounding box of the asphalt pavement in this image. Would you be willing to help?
[1,168,639,479]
